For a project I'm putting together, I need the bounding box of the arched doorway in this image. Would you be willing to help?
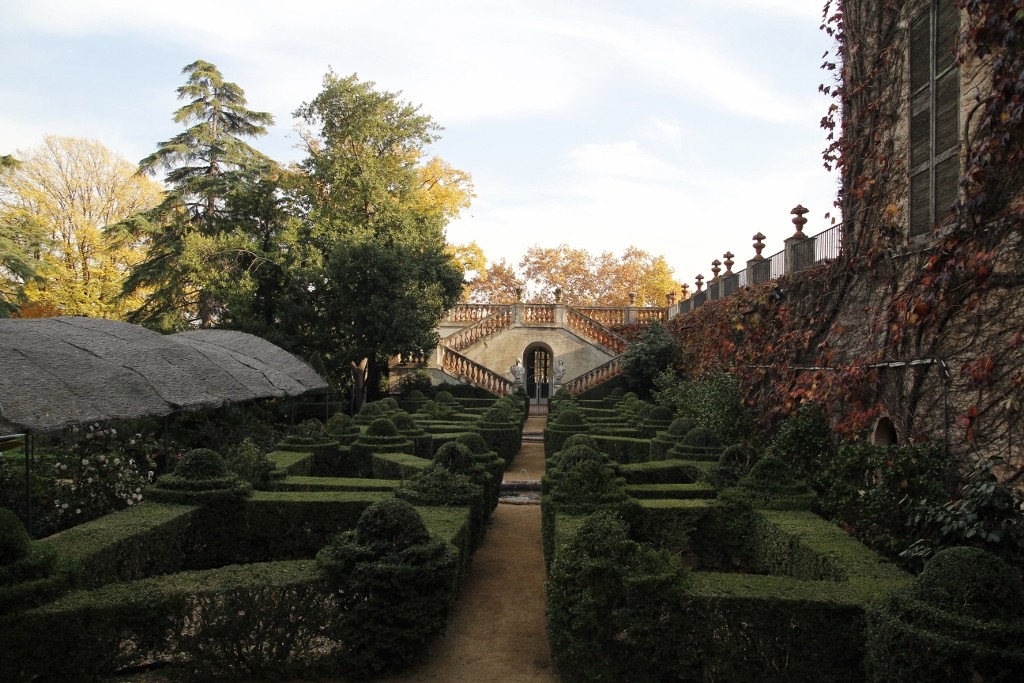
[524,343,553,411]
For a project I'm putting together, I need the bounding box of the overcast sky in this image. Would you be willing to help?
[0,0,839,290]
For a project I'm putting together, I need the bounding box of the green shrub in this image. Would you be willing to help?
[0,507,30,566]
[546,510,695,682]
[815,441,952,557]
[396,464,482,508]
[326,413,359,437]
[765,402,831,478]
[737,455,816,510]
[225,438,281,487]
[866,547,1024,682]
[708,442,757,489]
[681,426,720,449]
[455,432,490,455]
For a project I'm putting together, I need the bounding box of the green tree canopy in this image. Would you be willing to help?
[121,60,277,330]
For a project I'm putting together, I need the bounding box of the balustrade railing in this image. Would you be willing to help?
[440,347,515,396]
[566,308,628,354]
[563,356,623,396]
[523,304,554,323]
[443,306,513,352]
[574,307,626,326]
[636,308,667,323]
[445,303,510,323]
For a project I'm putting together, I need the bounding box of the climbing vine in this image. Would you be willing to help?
[660,0,1024,484]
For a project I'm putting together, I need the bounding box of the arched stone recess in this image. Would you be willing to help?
[872,416,899,445]
[457,327,617,388]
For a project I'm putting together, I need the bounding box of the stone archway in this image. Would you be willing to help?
[871,416,898,445]
[523,342,554,410]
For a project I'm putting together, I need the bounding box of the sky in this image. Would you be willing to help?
[0,0,840,292]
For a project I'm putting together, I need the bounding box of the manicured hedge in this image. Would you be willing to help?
[618,458,712,484]
[372,452,431,480]
[1,503,473,682]
[270,476,400,493]
[545,498,911,681]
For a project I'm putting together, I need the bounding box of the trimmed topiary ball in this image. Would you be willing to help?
[391,411,416,431]
[667,417,697,437]
[554,409,587,426]
[913,546,1024,621]
[550,444,609,471]
[359,402,384,418]
[648,406,674,421]
[175,448,228,480]
[434,391,455,404]
[353,499,431,554]
[562,434,601,451]
[434,441,477,473]
[455,432,490,455]
[366,417,399,438]
[681,426,720,449]
[406,389,425,400]
[378,397,400,411]
[326,412,358,435]
[0,508,30,566]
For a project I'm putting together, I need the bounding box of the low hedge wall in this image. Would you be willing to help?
[372,452,432,480]
[545,499,912,682]
[41,502,198,589]
[588,435,651,463]
[618,459,712,484]
[1,504,473,682]
[271,476,400,493]
[626,482,717,500]
[268,450,315,475]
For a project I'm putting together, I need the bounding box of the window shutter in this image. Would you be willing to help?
[909,13,931,93]
[910,171,932,237]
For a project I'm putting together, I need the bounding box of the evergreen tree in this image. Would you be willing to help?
[121,60,275,329]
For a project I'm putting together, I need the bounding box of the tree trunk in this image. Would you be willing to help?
[350,358,368,414]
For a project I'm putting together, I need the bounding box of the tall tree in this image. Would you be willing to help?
[0,153,42,316]
[289,72,473,399]
[121,60,275,330]
[0,136,162,318]
[519,244,683,306]
[464,258,524,304]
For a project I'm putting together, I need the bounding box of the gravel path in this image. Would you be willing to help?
[377,415,556,682]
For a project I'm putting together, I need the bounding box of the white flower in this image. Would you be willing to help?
[75,508,81,514]
[110,429,117,436]
[81,458,88,466]
[126,499,134,506]
[61,503,69,510]
[60,463,68,471]
[86,477,93,484]
[113,458,121,466]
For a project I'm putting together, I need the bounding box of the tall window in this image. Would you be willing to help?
[909,0,960,237]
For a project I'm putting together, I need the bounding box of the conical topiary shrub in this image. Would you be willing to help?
[650,417,698,459]
[477,402,522,463]
[735,455,815,509]
[0,508,60,612]
[315,500,458,678]
[391,410,433,459]
[865,546,1024,682]
[544,408,591,456]
[668,426,724,462]
[348,418,415,478]
[456,432,503,511]
[148,448,251,504]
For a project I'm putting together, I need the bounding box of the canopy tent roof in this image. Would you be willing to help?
[0,317,328,434]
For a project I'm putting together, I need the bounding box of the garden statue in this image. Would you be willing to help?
[553,359,566,386]
[510,358,524,387]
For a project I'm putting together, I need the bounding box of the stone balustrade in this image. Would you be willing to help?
[440,347,515,396]
[563,356,622,395]
[566,308,628,354]
[443,307,514,352]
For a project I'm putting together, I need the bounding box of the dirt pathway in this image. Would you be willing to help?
[377,415,556,683]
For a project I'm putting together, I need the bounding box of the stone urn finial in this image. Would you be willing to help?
[680,283,690,299]
[694,274,704,292]
[554,286,562,303]
[711,259,721,281]
[628,291,637,306]
[791,204,809,239]
[666,291,676,306]
[752,232,766,260]
[514,286,523,302]
[723,251,735,276]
